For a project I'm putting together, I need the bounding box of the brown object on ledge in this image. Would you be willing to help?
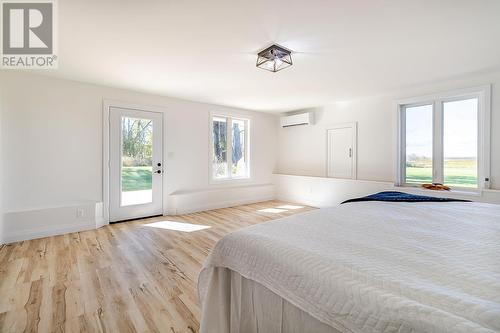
[422,183,451,191]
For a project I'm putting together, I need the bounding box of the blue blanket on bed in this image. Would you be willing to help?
[341,191,470,204]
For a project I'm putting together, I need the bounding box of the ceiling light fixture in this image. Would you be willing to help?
[256,44,292,72]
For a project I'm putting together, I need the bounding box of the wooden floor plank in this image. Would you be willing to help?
[0,200,313,333]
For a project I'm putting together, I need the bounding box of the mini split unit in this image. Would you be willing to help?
[280,112,314,128]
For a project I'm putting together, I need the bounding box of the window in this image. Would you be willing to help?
[404,104,434,185]
[210,114,250,181]
[397,86,490,190]
[443,99,478,188]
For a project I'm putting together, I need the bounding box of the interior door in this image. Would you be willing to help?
[109,107,163,222]
[327,126,355,179]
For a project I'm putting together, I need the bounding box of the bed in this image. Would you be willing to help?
[198,194,500,333]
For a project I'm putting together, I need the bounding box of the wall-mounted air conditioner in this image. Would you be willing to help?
[280,112,314,128]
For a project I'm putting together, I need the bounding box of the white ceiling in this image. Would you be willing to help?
[44,0,500,112]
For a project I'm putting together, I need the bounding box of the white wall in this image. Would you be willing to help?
[277,71,500,190]
[0,84,3,244]
[275,174,393,207]
[278,98,393,182]
[0,72,278,242]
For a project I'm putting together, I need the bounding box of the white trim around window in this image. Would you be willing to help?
[209,111,251,183]
[395,85,491,190]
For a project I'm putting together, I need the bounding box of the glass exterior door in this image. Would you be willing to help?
[109,107,163,222]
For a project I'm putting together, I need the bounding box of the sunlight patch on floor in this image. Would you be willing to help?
[258,208,288,213]
[143,221,211,232]
[276,205,304,210]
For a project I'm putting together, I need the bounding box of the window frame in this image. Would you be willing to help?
[209,112,251,183]
[396,85,491,191]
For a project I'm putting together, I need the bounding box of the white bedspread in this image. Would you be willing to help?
[199,202,500,333]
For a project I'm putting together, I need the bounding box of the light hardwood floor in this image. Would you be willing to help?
[0,200,314,333]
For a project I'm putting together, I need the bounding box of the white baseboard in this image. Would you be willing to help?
[172,195,276,215]
[4,220,96,244]
[2,184,277,242]
[3,201,104,244]
[0,220,4,246]
[168,183,276,215]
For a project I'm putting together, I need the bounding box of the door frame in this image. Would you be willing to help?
[102,99,168,225]
[325,122,358,180]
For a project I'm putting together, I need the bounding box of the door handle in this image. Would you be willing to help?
[348,148,352,158]
[155,170,162,174]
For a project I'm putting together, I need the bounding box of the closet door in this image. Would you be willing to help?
[327,123,357,179]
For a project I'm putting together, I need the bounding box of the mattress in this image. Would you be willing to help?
[199,201,500,333]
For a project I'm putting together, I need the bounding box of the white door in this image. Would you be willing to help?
[327,124,356,179]
[109,107,163,222]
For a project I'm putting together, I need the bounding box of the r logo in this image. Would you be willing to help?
[2,2,53,54]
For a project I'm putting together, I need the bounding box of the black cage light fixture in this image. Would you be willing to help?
[256,44,293,72]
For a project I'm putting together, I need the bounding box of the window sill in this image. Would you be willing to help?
[210,177,252,186]
[394,185,482,197]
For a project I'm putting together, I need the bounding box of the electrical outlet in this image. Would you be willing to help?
[76,208,84,218]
